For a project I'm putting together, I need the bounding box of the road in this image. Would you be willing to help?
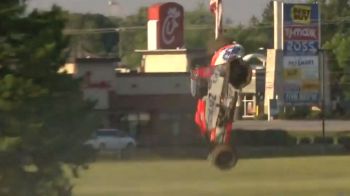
[234,120,350,132]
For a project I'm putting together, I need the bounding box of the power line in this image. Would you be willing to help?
[63,18,350,35]
[63,26,146,35]
[63,25,215,35]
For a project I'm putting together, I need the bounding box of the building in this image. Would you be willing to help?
[70,57,204,146]
[110,72,199,146]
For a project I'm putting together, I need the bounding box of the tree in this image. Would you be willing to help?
[65,13,119,58]
[318,0,350,46]
[324,33,350,99]
[0,1,97,195]
[116,7,148,68]
[320,0,350,100]
[261,1,274,24]
[185,2,214,50]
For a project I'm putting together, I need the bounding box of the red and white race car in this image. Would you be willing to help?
[190,42,252,170]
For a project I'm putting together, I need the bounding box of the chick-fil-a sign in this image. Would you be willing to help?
[148,2,184,49]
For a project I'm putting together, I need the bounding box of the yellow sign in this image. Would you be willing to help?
[284,68,301,80]
[291,5,311,24]
[302,81,319,91]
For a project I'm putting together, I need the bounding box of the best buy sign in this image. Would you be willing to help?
[283,3,319,25]
[291,5,311,24]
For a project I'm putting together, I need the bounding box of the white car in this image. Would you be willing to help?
[86,129,136,155]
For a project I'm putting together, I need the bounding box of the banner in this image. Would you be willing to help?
[209,0,222,40]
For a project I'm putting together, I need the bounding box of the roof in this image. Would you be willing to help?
[135,48,206,54]
[75,57,120,64]
[116,72,190,77]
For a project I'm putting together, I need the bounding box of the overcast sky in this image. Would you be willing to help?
[26,0,275,25]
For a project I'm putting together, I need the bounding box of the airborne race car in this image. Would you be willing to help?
[190,42,252,170]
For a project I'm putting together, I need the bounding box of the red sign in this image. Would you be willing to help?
[148,2,184,49]
[284,26,318,41]
[83,71,111,89]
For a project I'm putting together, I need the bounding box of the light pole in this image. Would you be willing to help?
[115,28,123,58]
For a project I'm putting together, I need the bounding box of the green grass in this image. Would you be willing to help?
[73,155,350,196]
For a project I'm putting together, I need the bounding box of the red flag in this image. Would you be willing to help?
[209,0,217,13]
[209,0,223,40]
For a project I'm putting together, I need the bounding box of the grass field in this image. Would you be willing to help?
[73,155,350,196]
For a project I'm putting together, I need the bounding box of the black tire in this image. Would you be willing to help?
[209,144,238,170]
[229,59,252,89]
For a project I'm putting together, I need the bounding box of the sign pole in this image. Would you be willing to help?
[321,50,325,138]
[318,4,325,139]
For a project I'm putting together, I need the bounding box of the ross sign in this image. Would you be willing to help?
[284,40,318,55]
[148,2,184,49]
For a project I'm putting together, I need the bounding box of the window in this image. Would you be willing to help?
[96,129,127,137]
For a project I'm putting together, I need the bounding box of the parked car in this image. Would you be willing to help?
[85,129,136,157]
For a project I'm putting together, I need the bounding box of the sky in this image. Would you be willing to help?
[26,0,273,25]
